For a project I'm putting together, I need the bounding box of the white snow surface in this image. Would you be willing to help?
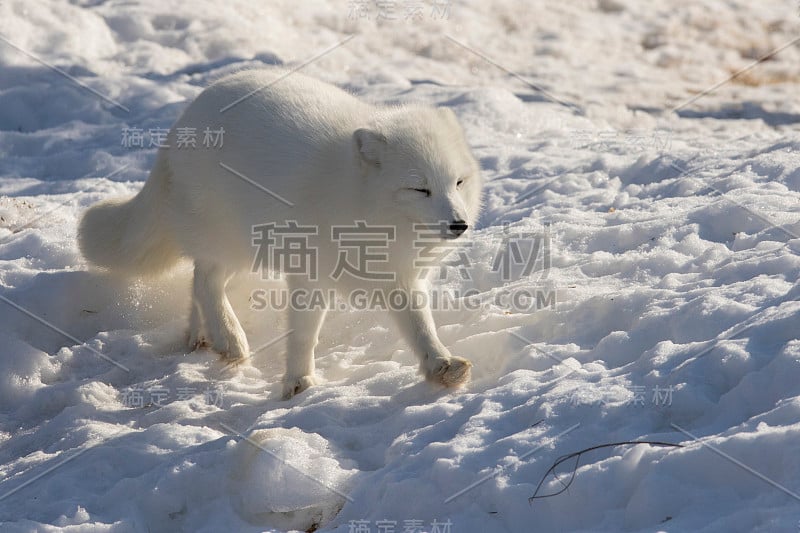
[1,1,800,531]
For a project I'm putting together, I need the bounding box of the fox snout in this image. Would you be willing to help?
[449,219,468,237]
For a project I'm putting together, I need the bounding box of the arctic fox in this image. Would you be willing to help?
[79,69,483,398]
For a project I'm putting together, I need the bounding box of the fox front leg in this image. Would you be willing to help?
[282,300,328,399]
[391,289,471,388]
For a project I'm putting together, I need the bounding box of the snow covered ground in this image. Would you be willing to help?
[1,0,800,531]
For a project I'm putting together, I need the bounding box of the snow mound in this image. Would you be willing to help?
[229,428,356,531]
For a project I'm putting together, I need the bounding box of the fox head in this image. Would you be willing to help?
[354,107,483,240]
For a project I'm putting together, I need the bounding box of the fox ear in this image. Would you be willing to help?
[353,128,386,167]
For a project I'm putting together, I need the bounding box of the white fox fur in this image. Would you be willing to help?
[79,68,483,398]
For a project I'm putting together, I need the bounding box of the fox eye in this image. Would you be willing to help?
[457,179,464,188]
[411,188,432,197]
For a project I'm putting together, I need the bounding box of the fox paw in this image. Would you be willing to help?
[426,356,472,388]
[216,340,250,363]
[282,375,316,400]
[208,324,250,362]
[187,331,209,352]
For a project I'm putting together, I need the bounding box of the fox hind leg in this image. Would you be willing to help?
[191,260,249,361]
[282,282,328,399]
[187,281,209,350]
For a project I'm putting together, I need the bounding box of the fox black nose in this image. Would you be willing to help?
[449,220,468,237]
